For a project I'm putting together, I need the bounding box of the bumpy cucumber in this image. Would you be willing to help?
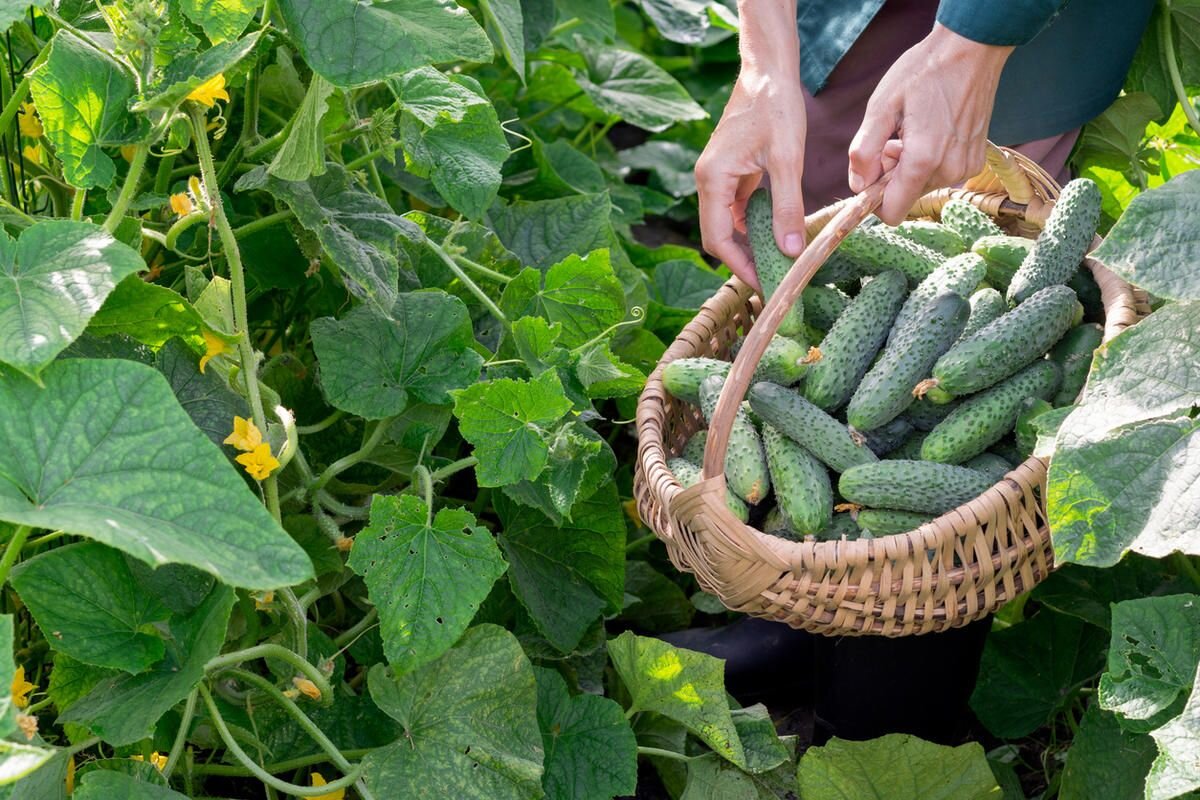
[747,381,878,473]
[972,234,1035,290]
[1051,323,1103,405]
[731,334,814,385]
[746,189,805,336]
[847,293,970,431]
[957,288,1006,343]
[965,452,1014,481]
[802,285,852,332]
[940,198,1002,246]
[921,360,1062,464]
[663,358,727,405]
[859,416,914,457]
[904,397,958,431]
[1007,178,1102,304]
[662,336,811,404]
[888,253,985,345]
[887,429,928,460]
[895,220,967,256]
[668,458,750,522]
[699,376,771,504]
[813,512,863,542]
[682,430,708,463]
[804,270,907,411]
[837,225,942,285]
[763,505,801,541]
[1015,397,1055,459]
[856,509,935,536]
[1068,266,1103,318]
[838,460,994,515]
[925,285,1080,401]
[761,424,833,536]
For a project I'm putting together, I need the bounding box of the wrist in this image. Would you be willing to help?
[927,22,1013,73]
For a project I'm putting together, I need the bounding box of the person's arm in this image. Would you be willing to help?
[695,0,804,289]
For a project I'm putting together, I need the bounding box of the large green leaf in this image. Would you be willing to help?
[58,584,234,745]
[0,359,313,590]
[681,749,797,800]
[500,420,616,522]
[1060,703,1157,800]
[86,277,205,351]
[0,741,55,788]
[620,141,700,198]
[0,221,145,379]
[496,483,625,652]
[1145,661,1200,800]
[607,631,746,769]
[277,0,492,88]
[74,771,189,799]
[311,290,484,419]
[480,0,525,77]
[347,495,507,674]
[29,31,149,188]
[534,666,637,800]
[796,734,1001,800]
[11,543,170,674]
[555,0,614,40]
[1031,556,1187,630]
[267,75,335,182]
[179,0,264,43]
[638,0,718,45]
[488,193,616,271]
[362,625,543,799]
[0,2,50,34]
[499,250,625,348]
[135,32,262,110]
[572,42,706,132]
[622,560,695,633]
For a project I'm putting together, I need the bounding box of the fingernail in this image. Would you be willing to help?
[848,173,864,193]
[784,233,804,255]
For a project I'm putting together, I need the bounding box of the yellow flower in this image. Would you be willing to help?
[199,329,231,374]
[120,144,139,163]
[236,443,280,481]
[224,416,263,452]
[11,666,34,709]
[254,590,275,610]
[187,74,230,108]
[131,752,168,771]
[65,755,75,795]
[188,175,203,199]
[169,192,194,217]
[21,144,41,165]
[18,102,42,138]
[310,773,344,800]
[292,676,321,700]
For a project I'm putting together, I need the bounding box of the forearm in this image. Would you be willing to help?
[736,0,800,80]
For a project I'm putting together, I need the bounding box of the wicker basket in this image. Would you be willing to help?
[633,145,1144,637]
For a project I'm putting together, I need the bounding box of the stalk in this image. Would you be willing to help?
[0,526,31,587]
[103,144,148,233]
[1160,2,1200,137]
[204,643,331,703]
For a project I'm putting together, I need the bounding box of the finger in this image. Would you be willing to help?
[698,164,757,286]
[767,148,807,257]
[849,95,899,194]
[878,141,940,225]
[730,174,760,235]
[881,139,903,173]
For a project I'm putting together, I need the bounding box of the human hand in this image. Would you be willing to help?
[848,23,1013,225]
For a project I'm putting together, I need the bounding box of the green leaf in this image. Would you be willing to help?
[237,164,423,311]
[607,631,746,769]
[554,0,614,40]
[311,290,484,420]
[74,771,189,799]
[488,193,616,271]
[572,41,707,132]
[1145,662,1200,800]
[638,0,716,44]
[496,482,625,652]
[0,220,145,379]
[1099,594,1200,729]
[0,616,17,740]
[135,32,262,110]
[1074,92,1162,172]
[1093,172,1200,300]
[480,0,525,77]
[267,75,335,182]
[0,2,50,34]
[451,370,574,487]
[970,610,1107,738]
[1032,556,1186,630]
[277,0,493,88]
[729,704,789,774]
[0,741,55,788]
[574,342,644,399]
[11,542,170,674]
[47,653,115,745]
[179,0,264,43]
[362,625,543,799]
[500,251,625,348]
[796,734,1001,800]
[619,140,700,197]
[0,748,70,799]
[59,583,234,746]
[1060,703,1157,800]
[347,495,507,674]
[653,259,725,310]
[30,31,149,188]
[534,666,637,800]
[86,276,205,351]
[622,560,695,633]
[501,421,616,522]
[0,359,313,590]
[147,338,252,447]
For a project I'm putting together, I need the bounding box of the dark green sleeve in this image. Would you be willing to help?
[936,0,1069,46]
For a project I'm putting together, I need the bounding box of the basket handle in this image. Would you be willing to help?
[702,173,891,480]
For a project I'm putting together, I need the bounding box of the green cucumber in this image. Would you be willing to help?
[838,460,994,515]
[747,381,878,473]
[1068,266,1103,318]
[920,360,1062,464]
[904,397,958,431]
[682,430,708,464]
[859,416,914,457]
[895,220,967,256]
[964,452,1014,482]
[855,509,935,536]
[802,285,851,332]
[924,285,1080,401]
[746,189,805,336]
[668,458,750,522]
[762,424,833,536]
[847,293,970,431]
[731,334,814,385]
[1050,323,1103,405]
[886,429,928,460]
[763,505,801,541]
[804,270,908,411]
[971,234,1035,290]
[663,358,727,405]
[940,198,1002,246]
[888,254,985,345]
[813,512,863,542]
[837,225,942,285]
[1007,178,1102,304]
[699,375,771,504]
[957,288,1006,343]
[1015,397,1055,459]
[662,335,811,404]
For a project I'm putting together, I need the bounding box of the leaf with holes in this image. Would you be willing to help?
[499,251,625,348]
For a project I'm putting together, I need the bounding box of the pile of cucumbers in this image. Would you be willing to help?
[662,179,1104,543]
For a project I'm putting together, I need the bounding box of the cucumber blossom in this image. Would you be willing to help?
[971,234,1035,290]
[957,288,1006,344]
[838,460,994,515]
[699,375,771,504]
[1050,323,1103,405]
[761,424,833,536]
[668,458,750,522]
[802,285,851,332]
[888,253,985,345]
[748,381,878,473]
[940,198,1002,246]
[1007,178,1102,304]
[895,220,967,256]
[837,225,943,285]
[746,189,806,336]
[855,509,935,536]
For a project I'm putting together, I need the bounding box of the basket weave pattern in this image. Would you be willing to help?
[634,148,1144,636]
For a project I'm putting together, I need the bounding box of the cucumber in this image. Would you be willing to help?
[837,225,942,286]
[920,360,1062,464]
[964,452,1015,482]
[858,416,914,457]
[813,251,869,285]
[888,254,985,345]
[886,429,928,460]
[699,375,771,504]
[662,335,812,404]
[802,285,851,332]
[1015,397,1055,459]
[923,285,1080,401]
[1050,323,1103,405]
[838,460,994,515]
[904,397,958,431]
[847,293,971,431]
[803,270,907,411]
[762,505,801,541]
[732,334,814,385]
[1068,266,1103,318]
[940,198,1002,246]
[668,458,750,522]
[746,189,805,336]
[813,512,862,542]
[856,509,935,536]
[747,381,878,473]
[957,288,1006,343]
[971,234,1035,290]
[682,430,708,464]
[1007,178,1102,304]
[895,220,967,256]
[663,358,727,405]
[761,424,833,536]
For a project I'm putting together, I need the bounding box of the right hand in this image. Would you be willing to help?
[695,69,808,291]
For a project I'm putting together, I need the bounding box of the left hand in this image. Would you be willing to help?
[847,23,1014,224]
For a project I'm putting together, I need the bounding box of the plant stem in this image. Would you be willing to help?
[308,418,394,496]
[161,688,198,781]
[154,152,177,195]
[430,456,478,482]
[332,607,379,650]
[637,746,692,763]
[278,586,309,663]
[69,187,85,220]
[233,208,294,239]
[0,526,31,587]
[1172,552,1200,591]
[297,409,344,435]
[204,643,331,703]
[1160,2,1200,137]
[523,90,584,126]
[0,73,30,138]
[103,144,148,233]
[454,253,512,284]
[426,239,509,330]
[190,749,374,778]
[344,142,401,172]
[164,210,208,251]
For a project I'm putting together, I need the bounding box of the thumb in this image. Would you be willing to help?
[849,95,899,194]
[767,157,807,258]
